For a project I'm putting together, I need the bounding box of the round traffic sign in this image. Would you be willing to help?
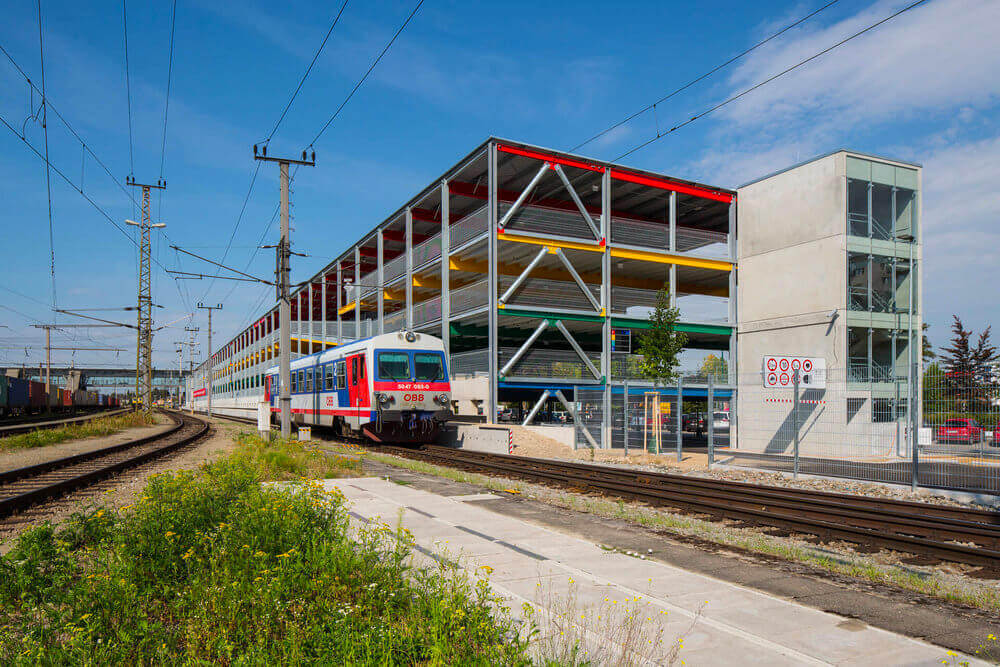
[791,359,801,371]
[779,358,789,372]
[803,359,813,372]
[779,372,790,386]
[766,358,778,371]
[767,372,778,386]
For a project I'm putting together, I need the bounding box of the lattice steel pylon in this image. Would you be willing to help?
[126,177,166,412]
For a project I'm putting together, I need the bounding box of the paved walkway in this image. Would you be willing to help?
[324,476,982,666]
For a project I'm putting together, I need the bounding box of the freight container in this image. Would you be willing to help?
[8,378,29,411]
[0,376,7,413]
[28,381,47,409]
[48,386,61,408]
[62,388,72,406]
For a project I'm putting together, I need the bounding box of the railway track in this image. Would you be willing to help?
[0,411,209,522]
[376,445,1000,569]
[0,408,129,437]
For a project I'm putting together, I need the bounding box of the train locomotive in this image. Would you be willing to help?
[253,331,453,443]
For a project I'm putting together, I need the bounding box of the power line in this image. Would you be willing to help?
[306,0,425,148]
[121,0,135,176]
[0,109,172,275]
[0,42,142,212]
[264,0,350,144]
[614,0,931,162]
[197,161,262,301]
[36,0,57,312]
[159,0,177,180]
[571,0,841,153]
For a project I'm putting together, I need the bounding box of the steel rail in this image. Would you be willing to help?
[0,408,129,437]
[376,445,1000,568]
[0,411,209,519]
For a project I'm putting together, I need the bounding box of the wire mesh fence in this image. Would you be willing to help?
[568,366,998,495]
[721,367,999,494]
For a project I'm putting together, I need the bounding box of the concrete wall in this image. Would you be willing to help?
[438,423,511,454]
[450,375,488,417]
[522,424,575,448]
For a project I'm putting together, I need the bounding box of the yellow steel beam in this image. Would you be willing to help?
[499,232,605,253]
[609,247,732,271]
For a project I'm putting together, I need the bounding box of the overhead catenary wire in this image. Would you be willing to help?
[570,0,841,153]
[614,0,931,161]
[306,0,425,149]
[263,0,351,145]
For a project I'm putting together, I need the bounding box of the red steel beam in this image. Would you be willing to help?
[609,168,734,203]
[497,144,605,173]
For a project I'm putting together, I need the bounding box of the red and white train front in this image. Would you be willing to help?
[265,331,452,443]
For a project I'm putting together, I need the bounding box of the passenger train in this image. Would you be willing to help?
[191,331,453,443]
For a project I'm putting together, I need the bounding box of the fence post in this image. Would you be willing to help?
[676,376,683,463]
[911,360,919,491]
[707,374,714,467]
[623,381,629,456]
[792,370,800,479]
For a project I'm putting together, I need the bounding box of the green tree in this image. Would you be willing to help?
[699,354,728,381]
[921,322,935,362]
[637,289,687,385]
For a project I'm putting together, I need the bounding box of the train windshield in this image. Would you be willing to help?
[377,352,411,380]
[414,353,445,382]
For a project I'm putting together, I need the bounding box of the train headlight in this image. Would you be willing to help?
[377,392,394,407]
[404,331,416,343]
[434,393,449,406]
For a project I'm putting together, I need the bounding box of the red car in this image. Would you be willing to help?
[935,418,985,445]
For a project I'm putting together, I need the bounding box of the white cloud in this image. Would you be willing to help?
[718,0,1000,132]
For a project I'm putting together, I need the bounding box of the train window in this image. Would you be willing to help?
[378,352,410,380]
[324,365,334,390]
[305,369,312,392]
[414,353,445,382]
[350,358,358,386]
[336,361,346,389]
[291,372,298,393]
[360,355,365,379]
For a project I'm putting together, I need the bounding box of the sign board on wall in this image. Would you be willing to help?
[762,356,826,389]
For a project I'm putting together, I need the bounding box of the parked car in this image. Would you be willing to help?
[934,418,984,445]
[712,411,730,431]
[993,424,1000,448]
[682,413,705,433]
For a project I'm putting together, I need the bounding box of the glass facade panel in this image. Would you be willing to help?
[894,187,914,237]
[847,253,868,311]
[870,183,893,240]
[847,178,868,236]
[871,256,894,312]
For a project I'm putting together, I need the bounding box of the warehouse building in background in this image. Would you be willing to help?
[185,139,921,458]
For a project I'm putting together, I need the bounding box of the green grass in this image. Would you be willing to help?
[0,411,156,451]
[230,430,363,480]
[0,438,531,665]
[358,448,1000,615]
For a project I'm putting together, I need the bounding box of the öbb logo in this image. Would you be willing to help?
[403,393,425,402]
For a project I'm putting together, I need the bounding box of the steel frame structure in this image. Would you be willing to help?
[187,139,738,446]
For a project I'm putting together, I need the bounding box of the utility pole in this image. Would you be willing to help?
[197,303,222,418]
[126,176,166,413]
[29,324,57,395]
[254,144,315,438]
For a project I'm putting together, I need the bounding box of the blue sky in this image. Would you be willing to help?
[1,0,998,371]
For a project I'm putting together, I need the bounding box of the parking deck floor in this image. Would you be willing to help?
[322,476,984,665]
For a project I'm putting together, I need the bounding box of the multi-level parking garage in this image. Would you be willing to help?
[190,138,737,447]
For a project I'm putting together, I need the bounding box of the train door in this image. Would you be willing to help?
[346,353,368,428]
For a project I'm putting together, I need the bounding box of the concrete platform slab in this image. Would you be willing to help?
[320,477,984,666]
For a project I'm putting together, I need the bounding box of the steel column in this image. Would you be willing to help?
[488,143,499,421]
[321,275,327,345]
[377,230,385,335]
[676,377,683,462]
[405,208,414,330]
[354,247,360,339]
[441,180,450,359]
[336,262,342,344]
[600,167,612,449]
[707,375,714,467]
[554,389,598,449]
[669,191,677,307]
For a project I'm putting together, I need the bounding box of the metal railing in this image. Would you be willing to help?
[499,346,601,380]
